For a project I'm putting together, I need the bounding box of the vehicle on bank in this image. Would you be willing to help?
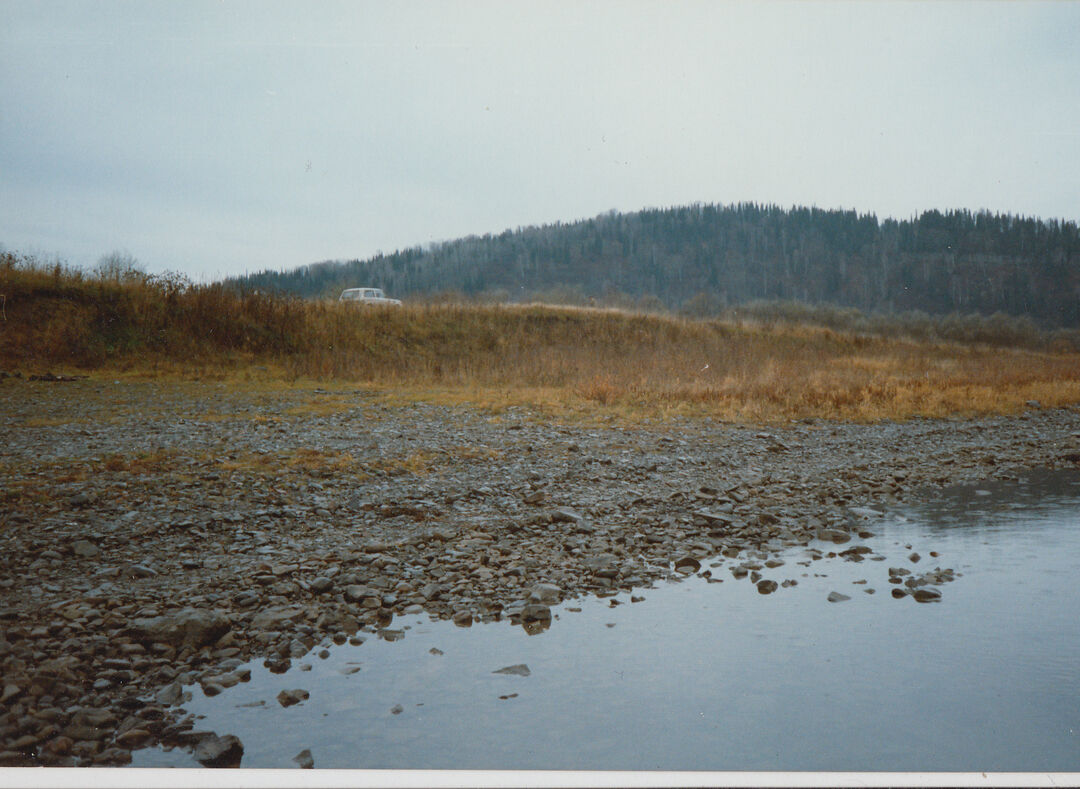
[338,287,402,306]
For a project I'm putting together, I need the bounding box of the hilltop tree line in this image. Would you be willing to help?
[229,203,1080,327]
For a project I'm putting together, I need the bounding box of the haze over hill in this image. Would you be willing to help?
[230,203,1080,328]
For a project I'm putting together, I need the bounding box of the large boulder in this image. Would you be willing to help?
[130,609,230,648]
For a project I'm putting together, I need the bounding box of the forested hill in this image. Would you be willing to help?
[229,203,1080,327]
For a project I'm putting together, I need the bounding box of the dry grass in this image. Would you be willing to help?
[4,253,1080,423]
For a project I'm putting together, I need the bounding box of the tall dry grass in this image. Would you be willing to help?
[3,252,1080,422]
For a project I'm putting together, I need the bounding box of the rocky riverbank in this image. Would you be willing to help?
[2,377,1079,766]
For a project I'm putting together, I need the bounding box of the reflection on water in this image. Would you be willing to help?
[134,470,1080,771]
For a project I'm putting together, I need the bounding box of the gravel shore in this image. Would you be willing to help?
[2,377,1078,766]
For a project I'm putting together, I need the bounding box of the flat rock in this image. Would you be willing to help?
[493,664,531,676]
[131,608,230,648]
[550,507,582,524]
[827,591,851,603]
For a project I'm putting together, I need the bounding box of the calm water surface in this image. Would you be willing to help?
[133,470,1080,770]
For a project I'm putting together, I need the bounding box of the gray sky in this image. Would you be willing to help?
[3,1,1079,281]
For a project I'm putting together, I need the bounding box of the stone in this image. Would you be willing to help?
[194,734,244,768]
[756,580,778,594]
[912,587,942,603]
[293,748,314,768]
[520,604,551,622]
[127,564,158,578]
[523,489,547,504]
[131,609,230,648]
[115,728,152,748]
[452,610,473,627]
[493,664,531,677]
[155,681,184,706]
[827,591,851,603]
[344,585,377,604]
[277,689,309,707]
[71,540,100,558]
[44,736,73,755]
[309,576,333,594]
[816,528,851,544]
[390,704,404,715]
[674,556,701,574]
[528,583,562,605]
[550,507,582,524]
[908,552,921,563]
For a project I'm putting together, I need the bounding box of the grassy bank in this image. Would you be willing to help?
[4,253,1080,422]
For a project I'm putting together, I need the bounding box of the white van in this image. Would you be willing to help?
[338,288,402,306]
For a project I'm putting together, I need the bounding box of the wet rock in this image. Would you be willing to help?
[908,552,921,563]
[390,704,404,715]
[912,587,942,603]
[277,689,310,707]
[674,556,701,574]
[293,748,314,768]
[115,728,152,748]
[817,528,851,544]
[452,610,473,627]
[827,591,851,603]
[493,664,531,676]
[891,588,909,599]
[520,604,551,622]
[194,733,244,768]
[155,681,186,706]
[756,580,778,595]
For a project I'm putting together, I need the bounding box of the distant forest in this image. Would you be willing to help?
[229,203,1080,328]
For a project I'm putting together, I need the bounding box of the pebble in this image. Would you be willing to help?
[276,689,310,707]
[756,580,778,595]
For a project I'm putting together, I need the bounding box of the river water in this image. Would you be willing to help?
[133,469,1080,771]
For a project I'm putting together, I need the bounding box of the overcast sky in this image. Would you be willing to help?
[3,1,1079,281]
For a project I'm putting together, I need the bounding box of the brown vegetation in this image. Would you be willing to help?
[3,252,1080,423]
